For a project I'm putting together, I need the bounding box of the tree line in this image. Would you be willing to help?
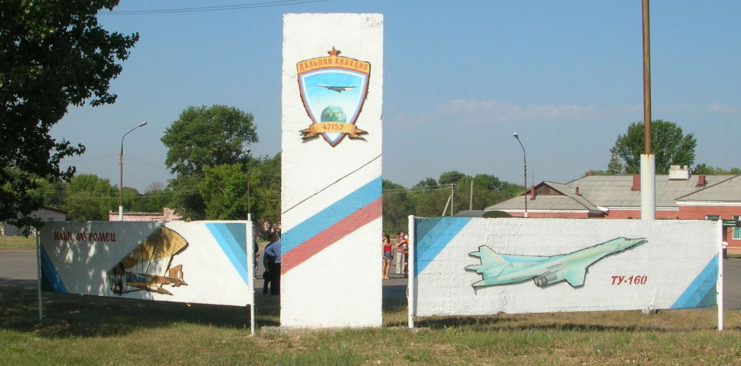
[29,111,738,236]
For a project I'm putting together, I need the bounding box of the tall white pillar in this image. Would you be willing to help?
[640,154,655,220]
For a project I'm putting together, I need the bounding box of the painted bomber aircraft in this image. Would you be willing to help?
[466,237,646,288]
[316,84,356,93]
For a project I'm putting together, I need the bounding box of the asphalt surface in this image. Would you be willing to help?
[1,249,739,308]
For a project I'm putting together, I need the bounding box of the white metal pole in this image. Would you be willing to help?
[640,154,656,220]
[36,235,42,321]
[407,215,415,329]
[248,221,256,336]
[718,220,724,331]
[640,0,656,220]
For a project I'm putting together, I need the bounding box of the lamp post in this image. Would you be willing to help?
[119,121,148,221]
[513,132,528,218]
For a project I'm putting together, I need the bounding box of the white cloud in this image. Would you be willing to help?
[387,99,736,130]
[707,103,741,114]
[433,99,609,124]
[709,103,724,112]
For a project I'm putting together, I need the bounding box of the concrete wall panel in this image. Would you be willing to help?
[413,218,719,317]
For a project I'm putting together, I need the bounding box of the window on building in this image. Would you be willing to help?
[706,215,720,221]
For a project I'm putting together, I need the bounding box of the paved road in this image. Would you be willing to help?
[1,249,739,308]
[0,250,38,287]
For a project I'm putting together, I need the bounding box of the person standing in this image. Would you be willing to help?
[395,232,406,275]
[264,234,282,295]
[262,240,273,295]
[382,232,392,280]
[403,232,410,277]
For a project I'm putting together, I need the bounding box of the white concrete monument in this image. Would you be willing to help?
[281,13,383,327]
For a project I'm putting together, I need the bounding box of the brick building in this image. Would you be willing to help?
[486,166,741,254]
[107,207,181,222]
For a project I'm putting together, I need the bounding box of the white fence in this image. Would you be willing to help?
[409,217,722,328]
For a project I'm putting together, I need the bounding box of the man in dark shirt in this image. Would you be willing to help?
[264,236,281,295]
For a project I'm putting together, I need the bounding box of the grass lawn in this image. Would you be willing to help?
[0,236,35,250]
[1,285,740,365]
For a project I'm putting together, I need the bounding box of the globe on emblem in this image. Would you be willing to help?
[320,106,346,122]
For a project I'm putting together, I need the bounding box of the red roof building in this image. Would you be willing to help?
[486,166,741,254]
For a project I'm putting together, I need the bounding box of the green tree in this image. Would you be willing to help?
[138,184,174,213]
[407,173,523,217]
[161,105,258,219]
[608,120,696,174]
[693,164,741,175]
[412,177,438,190]
[35,177,67,210]
[64,174,117,221]
[199,164,248,219]
[382,179,414,234]
[249,153,281,233]
[0,0,138,229]
[438,171,466,186]
[413,184,454,217]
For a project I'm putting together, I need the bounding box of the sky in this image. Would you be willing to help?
[51,0,741,192]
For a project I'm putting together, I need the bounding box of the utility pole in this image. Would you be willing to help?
[640,0,656,220]
[469,179,473,210]
[450,184,455,216]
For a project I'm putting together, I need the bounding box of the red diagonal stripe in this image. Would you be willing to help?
[282,198,382,274]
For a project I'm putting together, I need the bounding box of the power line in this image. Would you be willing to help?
[100,0,329,15]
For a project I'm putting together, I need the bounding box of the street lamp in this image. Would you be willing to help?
[513,132,528,218]
[119,121,148,221]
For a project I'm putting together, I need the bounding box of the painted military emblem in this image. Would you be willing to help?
[297,47,370,146]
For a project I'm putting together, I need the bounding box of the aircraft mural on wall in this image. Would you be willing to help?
[466,237,646,288]
[107,226,189,296]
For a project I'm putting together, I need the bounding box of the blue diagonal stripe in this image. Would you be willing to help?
[40,245,67,293]
[206,223,248,285]
[283,177,382,255]
[414,217,471,276]
[671,256,718,309]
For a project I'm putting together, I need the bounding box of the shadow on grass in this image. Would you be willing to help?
[412,310,732,333]
[4,285,732,339]
[0,285,280,338]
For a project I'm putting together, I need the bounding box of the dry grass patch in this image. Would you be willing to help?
[0,236,35,250]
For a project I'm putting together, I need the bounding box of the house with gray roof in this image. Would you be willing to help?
[485,166,741,254]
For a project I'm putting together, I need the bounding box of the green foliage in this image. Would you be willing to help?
[0,0,138,228]
[249,153,281,231]
[139,186,174,213]
[162,105,258,177]
[64,174,117,221]
[162,105,258,219]
[0,168,44,229]
[382,180,414,234]
[608,120,696,174]
[383,172,523,232]
[693,164,741,175]
[199,164,248,219]
[169,175,207,220]
[438,170,466,185]
[413,177,439,190]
